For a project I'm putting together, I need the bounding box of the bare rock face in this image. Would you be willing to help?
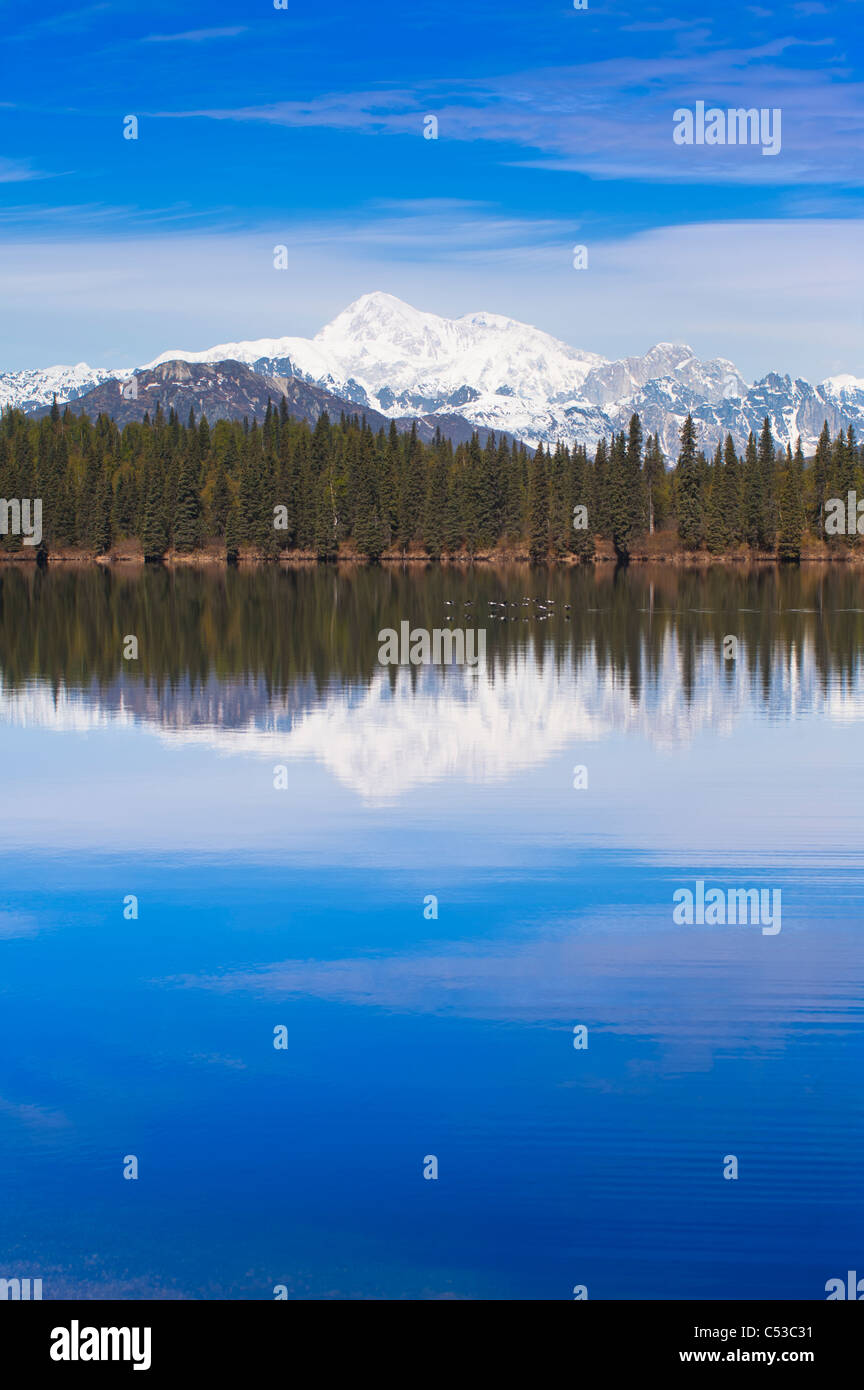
[155,360,195,383]
[29,359,282,426]
[30,359,512,449]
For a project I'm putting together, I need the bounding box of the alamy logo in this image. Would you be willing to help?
[0,498,42,546]
[378,621,486,667]
[673,880,781,936]
[50,1321,152,1371]
[825,1271,864,1299]
[824,492,864,536]
[0,1277,42,1299]
[673,102,781,156]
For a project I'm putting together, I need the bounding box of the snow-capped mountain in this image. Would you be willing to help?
[140,293,864,452]
[612,371,864,459]
[144,292,606,415]
[823,373,864,398]
[0,361,133,413]
[581,343,748,408]
[5,292,864,456]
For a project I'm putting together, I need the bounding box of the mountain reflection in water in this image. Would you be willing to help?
[0,563,862,1299]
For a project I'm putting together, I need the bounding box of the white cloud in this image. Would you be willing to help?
[0,157,53,184]
[0,212,861,381]
[155,45,864,187]
[142,27,247,44]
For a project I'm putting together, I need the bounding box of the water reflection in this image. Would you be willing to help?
[1,563,862,1300]
[2,564,864,800]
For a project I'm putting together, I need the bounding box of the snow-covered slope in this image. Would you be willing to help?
[0,362,132,413]
[312,293,606,402]
[6,292,864,455]
[140,293,864,453]
[582,343,747,407]
[145,292,606,414]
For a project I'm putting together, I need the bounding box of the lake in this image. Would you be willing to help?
[1,562,862,1300]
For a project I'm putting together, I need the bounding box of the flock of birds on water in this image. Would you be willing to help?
[443,598,572,621]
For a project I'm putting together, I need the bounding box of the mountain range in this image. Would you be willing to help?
[30,357,512,448]
[5,291,864,456]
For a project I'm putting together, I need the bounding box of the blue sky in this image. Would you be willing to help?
[1,0,862,378]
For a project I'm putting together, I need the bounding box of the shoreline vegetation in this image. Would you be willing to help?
[5,539,864,566]
[2,397,862,567]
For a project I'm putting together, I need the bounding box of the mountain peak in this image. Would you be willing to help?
[341,290,414,312]
[318,291,427,336]
[4,292,864,457]
[648,342,696,359]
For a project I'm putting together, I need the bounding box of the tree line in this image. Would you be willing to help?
[0,397,860,562]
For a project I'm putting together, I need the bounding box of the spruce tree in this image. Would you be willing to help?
[173,453,202,552]
[827,428,856,550]
[527,444,549,562]
[140,466,168,561]
[396,423,425,551]
[442,463,463,554]
[0,435,20,553]
[501,441,525,542]
[293,430,315,549]
[777,439,804,561]
[53,434,76,547]
[239,426,265,549]
[704,442,728,554]
[757,417,778,550]
[548,442,573,557]
[478,432,502,548]
[354,429,388,559]
[421,440,448,556]
[593,438,610,537]
[675,415,703,550]
[721,434,742,544]
[624,412,646,538]
[461,436,484,556]
[811,421,831,536]
[112,468,136,538]
[743,432,761,548]
[209,457,232,539]
[277,426,299,546]
[92,467,113,555]
[570,444,595,561]
[225,502,241,563]
[313,469,338,559]
[643,432,665,535]
[608,430,632,562]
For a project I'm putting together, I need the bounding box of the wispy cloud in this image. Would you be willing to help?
[153,40,864,187]
[9,2,114,43]
[142,27,247,44]
[161,90,419,133]
[1,211,863,382]
[0,157,54,184]
[0,200,239,229]
[1,210,863,394]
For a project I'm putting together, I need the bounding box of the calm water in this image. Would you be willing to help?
[1,563,862,1300]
